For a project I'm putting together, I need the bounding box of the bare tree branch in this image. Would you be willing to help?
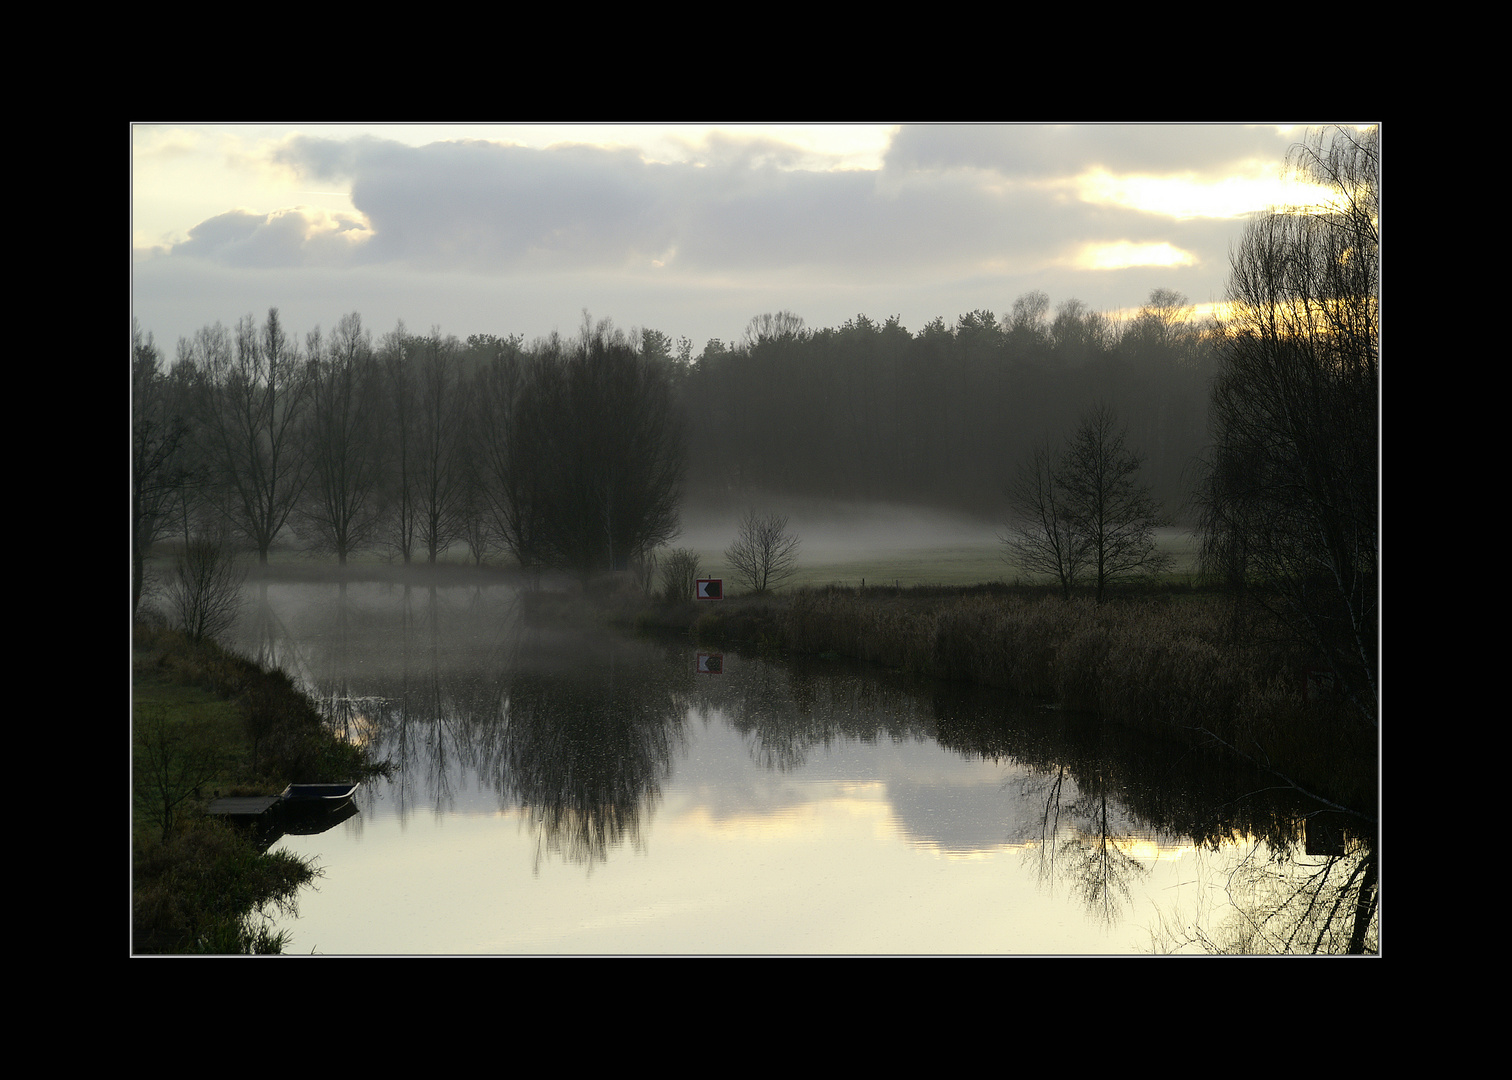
[725,509,800,594]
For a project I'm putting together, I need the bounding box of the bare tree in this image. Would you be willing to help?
[659,547,701,602]
[473,341,546,576]
[725,509,800,594]
[1199,125,1378,725]
[379,320,421,563]
[1005,289,1051,352]
[1004,438,1086,599]
[1006,407,1168,601]
[414,328,469,563]
[741,310,807,348]
[133,322,191,613]
[166,326,228,552]
[1061,404,1172,602]
[299,313,384,564]
[1049,298,1114,364]
[134,709,222,842]
[167,525,247,642]
[200,309,312,564]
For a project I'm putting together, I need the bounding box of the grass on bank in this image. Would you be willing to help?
[555,575,1374,817]
[132,617,384,954]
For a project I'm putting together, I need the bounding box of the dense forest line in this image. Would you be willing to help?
[679,290,1213,515]
[132,286,1213,585]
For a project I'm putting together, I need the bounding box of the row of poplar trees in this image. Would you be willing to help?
[132,312,685,612]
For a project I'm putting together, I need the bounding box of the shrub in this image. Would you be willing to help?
[166,527,247,643]
[660,548,701,603]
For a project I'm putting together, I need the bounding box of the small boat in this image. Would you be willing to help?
[278,798,360,836]
[279,782,360,804]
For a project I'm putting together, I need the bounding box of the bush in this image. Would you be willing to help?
[134,708,223,841]
[133,818,319,954]
[167,528,247,642]
[660,547,701,603]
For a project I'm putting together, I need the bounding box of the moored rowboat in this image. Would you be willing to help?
[279,782,360,804]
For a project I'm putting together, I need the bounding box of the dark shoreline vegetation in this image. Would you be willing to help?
[132,617,389,954]
[527,576,1376,819]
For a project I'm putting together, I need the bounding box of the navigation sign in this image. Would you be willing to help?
[696,578,723,600]
[696,652,723,674]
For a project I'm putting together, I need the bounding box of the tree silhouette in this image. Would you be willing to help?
[726,509,801,594]
[1007,405,1170,601]
[1198,125,1378,725]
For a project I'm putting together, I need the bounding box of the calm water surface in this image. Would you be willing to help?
[227,580,1375,955]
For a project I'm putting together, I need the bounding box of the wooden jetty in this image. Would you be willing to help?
[206,795,282,820]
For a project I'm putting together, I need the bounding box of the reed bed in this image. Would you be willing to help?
[744,587,1373,809]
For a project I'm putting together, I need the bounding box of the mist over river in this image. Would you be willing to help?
[226,579,1374,954]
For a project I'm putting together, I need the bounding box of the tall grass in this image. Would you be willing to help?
[710,587,1373,814]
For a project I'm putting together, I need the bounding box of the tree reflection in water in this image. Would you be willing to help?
[1150,835,1377,955]
[227,582,1377,952]
[495,653,687,873]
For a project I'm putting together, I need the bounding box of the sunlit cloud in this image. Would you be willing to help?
[1075,167,1337,220]
[132,125,204,162]
[1078,241,1198,271]
[171,205,374,267]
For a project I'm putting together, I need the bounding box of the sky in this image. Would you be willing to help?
[130,123,1347,352]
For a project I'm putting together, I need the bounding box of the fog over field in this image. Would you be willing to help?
[679,496,1000,563]
[675,497,1195,588]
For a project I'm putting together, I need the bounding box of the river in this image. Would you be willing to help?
[225,579,1376,955]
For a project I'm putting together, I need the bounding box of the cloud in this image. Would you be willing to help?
[171,133,1213,282]
[149,124,1297,343]
[173,206,372,268]
[883,123,1294,179]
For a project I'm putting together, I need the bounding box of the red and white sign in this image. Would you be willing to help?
[696,652,723,674]
[696,578,723,600]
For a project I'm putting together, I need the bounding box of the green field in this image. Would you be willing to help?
[686,529,1200,593]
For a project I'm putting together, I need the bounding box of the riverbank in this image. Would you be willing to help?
[132,619,387,953]
[561,582,1376,817]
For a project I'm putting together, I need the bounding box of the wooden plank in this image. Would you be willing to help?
[206,796,280,817]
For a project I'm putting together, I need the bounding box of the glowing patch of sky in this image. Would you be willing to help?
[1079,240,1198,270]
[1076,166,1346,220]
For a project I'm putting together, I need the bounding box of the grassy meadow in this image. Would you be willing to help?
[684,527,1200,593]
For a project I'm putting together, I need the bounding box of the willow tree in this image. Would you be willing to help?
[486,326,684,579]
